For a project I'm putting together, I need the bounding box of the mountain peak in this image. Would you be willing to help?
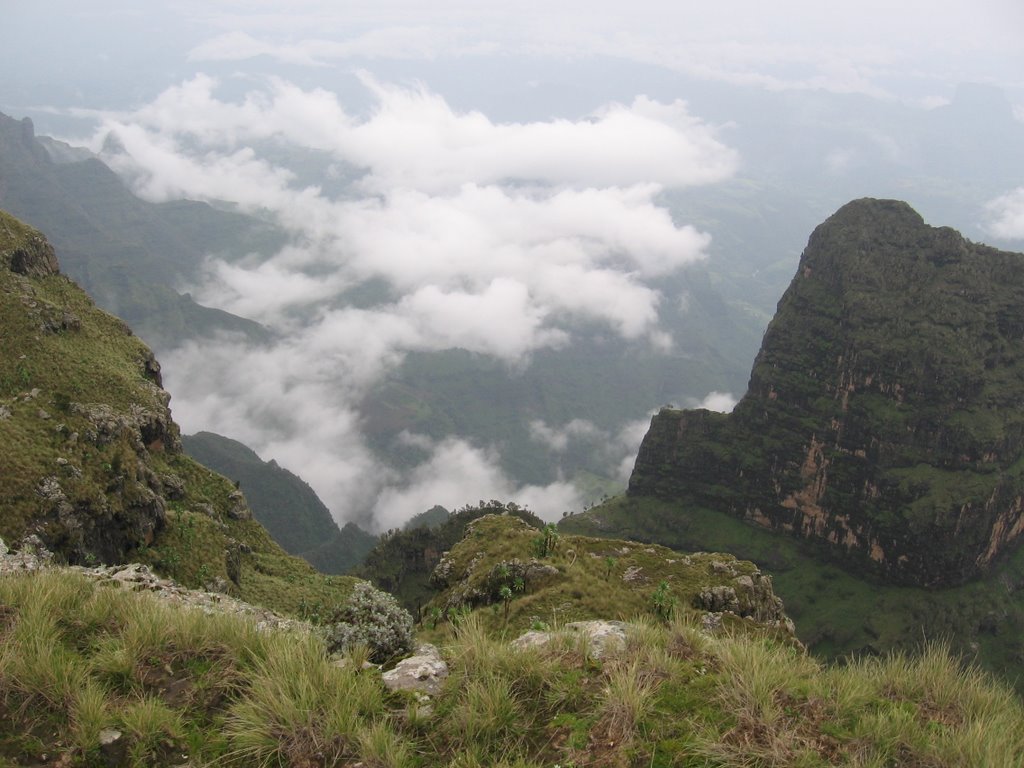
[628,199,1024,588]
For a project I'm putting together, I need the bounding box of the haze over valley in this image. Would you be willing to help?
[3,0,1023,533]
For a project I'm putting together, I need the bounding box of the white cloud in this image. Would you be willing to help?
[528,419,603,452]
[181,2,1024,99]
[96,74,737,528]
[825,148,855,175]
[93,74,738,196]
[985,188,1024,240]
[526,415,655,486]
[612,416,656,483]
[370,437,583,529]
[695,391,739,412]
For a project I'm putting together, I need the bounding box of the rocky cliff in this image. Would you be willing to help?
[0,209,356,616]
[629,199,1024,587]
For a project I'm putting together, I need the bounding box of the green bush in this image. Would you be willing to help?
[324,582,415,663]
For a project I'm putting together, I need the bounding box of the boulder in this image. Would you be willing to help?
[381,644,449,697]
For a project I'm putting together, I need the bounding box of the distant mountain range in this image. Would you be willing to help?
[183,431,376,573]
[0,112,282,348]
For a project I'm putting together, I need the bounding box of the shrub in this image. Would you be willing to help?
[324,582,414,663]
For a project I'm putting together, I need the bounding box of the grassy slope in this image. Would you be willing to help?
[419,514,791,642]
[562,495,1024,694]
[2,566,1022,767]
[0,210,356,619]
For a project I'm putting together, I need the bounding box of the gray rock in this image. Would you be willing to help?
[227,490,252,520]
[160,473,186,501]
[513,619,629,659]
[701,613,724,634]
[697,585,739,613]
[0,537,7,557]
[381,644,449,697]
[98,727,126,767]
[621,565,645,583]
[733,574,755,591]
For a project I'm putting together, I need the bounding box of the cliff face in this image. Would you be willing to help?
[0,209,359,621]
[630,199,1024,587]
[0,210,178,564]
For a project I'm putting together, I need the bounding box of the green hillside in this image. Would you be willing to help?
[3,520,1022,766]
[0,209,355,617]
[183,431,377,573]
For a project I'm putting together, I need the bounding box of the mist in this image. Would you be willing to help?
[3,1,1022,530]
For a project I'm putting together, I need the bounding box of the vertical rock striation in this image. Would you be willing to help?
[630,199,1024,586]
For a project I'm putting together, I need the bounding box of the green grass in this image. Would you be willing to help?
[1,567,1022,766]
[565,494,1024,695]
[0,212,358,622]
[419,514,789,649]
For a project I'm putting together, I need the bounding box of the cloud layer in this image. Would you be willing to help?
[90,74,738,528]
[180,1,1024,101]
[986,188,1024,240]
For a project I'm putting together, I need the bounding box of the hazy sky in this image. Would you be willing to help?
[3,1,1023,529]
[4,0,1023,114]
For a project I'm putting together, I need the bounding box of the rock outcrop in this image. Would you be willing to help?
[426,514,795,638]
[629,199,1024,587]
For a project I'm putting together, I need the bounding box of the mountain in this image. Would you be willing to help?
[565,199,1024,689]
[0,209,354,616]
[182,431,376,573]
[2,211,1021,767]
[0,112,281,348]
[629,198,1024,587]
[8,530,1022,767]
[423,513,793,637]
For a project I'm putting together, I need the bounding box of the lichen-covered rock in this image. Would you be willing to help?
[226,490,252,520]
[630,199,1024,587]
[513,620,629,659]
[381,644,449,696]
[3,228,59,277]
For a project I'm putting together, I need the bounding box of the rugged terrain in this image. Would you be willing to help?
[182,431,376,573]
[566,199,1024,690]
[1,208,1023,765]
[629,198,1024,587]
[0,210,355,616]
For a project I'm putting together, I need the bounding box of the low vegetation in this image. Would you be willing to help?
[2,567,1022,767]
[0,210,358,621]
[422,514,790,640]
[564,494,1024,695]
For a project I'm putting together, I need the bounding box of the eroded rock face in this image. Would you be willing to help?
[6,232,59,277]
[629,199,1024,587]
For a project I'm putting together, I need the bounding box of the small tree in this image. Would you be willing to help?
[325,582,414,663]
[604,556,616,581]
[533,523,560,558]
[651,580,674,621]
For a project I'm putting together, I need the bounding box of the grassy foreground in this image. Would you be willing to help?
[563,495,1024,694]
[2,568,1022,767]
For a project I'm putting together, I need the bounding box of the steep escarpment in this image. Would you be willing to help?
[630,199,1024,587]
[0,210,356,616]
[182,431,377,573]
